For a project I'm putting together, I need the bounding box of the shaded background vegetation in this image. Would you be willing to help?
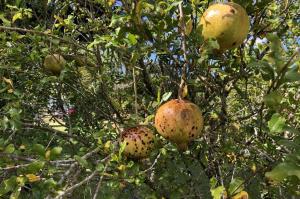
[0,0,299,198]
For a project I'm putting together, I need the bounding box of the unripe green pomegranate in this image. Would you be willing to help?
[200,2,250,51]
[121,126,155,158]
[155,99,204,150]
[43,54,66,75]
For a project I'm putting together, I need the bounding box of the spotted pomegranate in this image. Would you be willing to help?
[155,99,204,150]
[121,126,155,158]
[200,2,249,51]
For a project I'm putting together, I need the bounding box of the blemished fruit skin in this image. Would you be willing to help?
[121,126,155,158]
[43,54,66,74]
[200,2,250,51]
[154,99,204,150]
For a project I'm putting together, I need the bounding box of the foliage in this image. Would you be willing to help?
[0,0,300,198]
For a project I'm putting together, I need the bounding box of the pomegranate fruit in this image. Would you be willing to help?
[155,99,204,150]
[121,126,155,158]
[200,2,249,51]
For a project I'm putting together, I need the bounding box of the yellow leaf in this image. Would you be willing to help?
[43,29,52,34]
[284,0,289,10]
[12,12,22,23]
[19,145,26,150]
[251,163,257,173]
[182,84,188,98]
[54,15,64,23]
[26,174,41,182]
[41,114,67,132]
[45,150,51,160]
[108,0,116,7]
[232,191,249,199]
[117,164,126,171]
[3,77,13,88]
[104,141,112,153]
[185,18,193,36]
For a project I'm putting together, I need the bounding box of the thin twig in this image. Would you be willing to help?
[178,2,189,100]
[23,123,90,146]
[92,163,109,199]
[54,170,98,199]
[141,152,161,173]
[57,147,101,185]
[0,26,93,53]
[133,67,138,115]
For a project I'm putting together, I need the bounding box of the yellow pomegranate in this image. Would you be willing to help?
[154,99,204,150]
[43,54,66,75]
[200,2,250,51]
[121,126,155,158]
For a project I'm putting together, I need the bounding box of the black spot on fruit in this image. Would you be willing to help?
[181,109,190,120]
[230,9,235,14]
[232,41,237,46]
[121,126,155,159]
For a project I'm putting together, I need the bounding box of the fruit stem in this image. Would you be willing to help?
[176,142,188,151]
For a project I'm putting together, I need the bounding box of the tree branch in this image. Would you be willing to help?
[178,2,189,100]
[0,26,94,53]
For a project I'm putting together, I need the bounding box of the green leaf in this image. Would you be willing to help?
[10,187,21,199]
[0,138,4,151]
[4,144,15,153]
[264,91,282,108]
[265,162,300,182]
[260,61,275,81]
[210,186,225,199]
[43,178,57,190]
[126,33,138,46]
[210,177,218,188]
[161,92,172,103]
[0,176,17,196]
[207,39,220,50]
[278,139,300,150]
[96,163,105,172]
[74,155,89,169]
[284,70,300,82]
[119,141,126,158]
[0,14,11,26]
[268,113,286,134]
[228,177,244,196]
[26,161,45,173]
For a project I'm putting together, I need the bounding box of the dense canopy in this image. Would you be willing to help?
[0,0,299,198]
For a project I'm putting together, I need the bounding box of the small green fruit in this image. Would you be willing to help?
[43,54,66,75]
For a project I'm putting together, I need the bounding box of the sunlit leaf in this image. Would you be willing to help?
[268,113,286,134]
